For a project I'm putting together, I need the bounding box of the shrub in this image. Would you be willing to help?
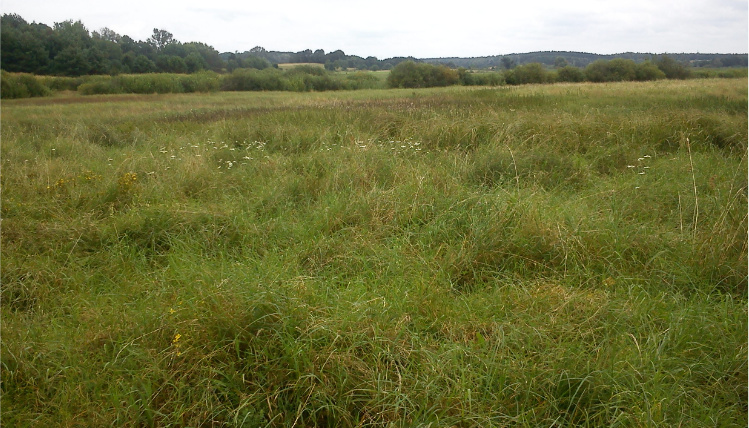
[655,55,691,79]
[504,63,551,85]
[288,72,341,92]
[0,71,51,98]
[458,68,505,86]
[634,61,666,81]
[555,66,585,82]
[585,59,638,82]
[387,61,459,88]
[15,73,49,96]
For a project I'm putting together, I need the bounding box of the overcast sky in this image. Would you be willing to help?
[3,0,747,58]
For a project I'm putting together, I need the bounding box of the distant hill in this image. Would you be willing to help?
[224,48,748,71]
[221,47,416,71]
[421,51,748,69]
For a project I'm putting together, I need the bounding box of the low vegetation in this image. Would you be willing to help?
[2,78,747,426]
[4,56,746,99]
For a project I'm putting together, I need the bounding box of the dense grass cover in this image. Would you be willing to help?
[2,79,747,426]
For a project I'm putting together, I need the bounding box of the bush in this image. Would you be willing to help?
[634,61,666,81]
[0,71,51,98]
[387,61,459,88]
[504,63,551,85]
[16,73,50,97]
[458,68,505,86]
[655,55,691,79]
[585,59,638,82]
[555,66,585,83]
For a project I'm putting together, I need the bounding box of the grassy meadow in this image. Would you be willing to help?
[2,79,747,426]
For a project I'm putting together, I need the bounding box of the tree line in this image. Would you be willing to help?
[0,14,227,76]
[0,13,414,77]
[0,14,230,76]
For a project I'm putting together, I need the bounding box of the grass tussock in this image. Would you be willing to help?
[2,78,747,426]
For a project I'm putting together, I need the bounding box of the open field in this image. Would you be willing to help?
[2,79,747,426]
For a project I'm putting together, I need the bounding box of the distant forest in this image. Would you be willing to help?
[423,51,748,69]
[1,13,747,77]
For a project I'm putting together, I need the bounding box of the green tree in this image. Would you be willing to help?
[608,58,637,80]
[387,61,425,88]
[132,54,156,73]
[326,49,346,63]
[148,29,175,52]
[51,20,91,53]
[84,46,106,74]
[655,55,691,79]
[556,65,585,82]
[585,59,637,82]
[241,55,271,70]
[311,49,326,63]
[185,52,208,72]
[505,63,549,85]
[157,55,187,73]
[184,42,224,71]
[635,61,666,81]
[47,20,93,75]
[1,14,51,73]
[91,31,124,74]
[387,61,458,88]
[162,42,187,58]
[50,46,89,76]
[95,27,121,43]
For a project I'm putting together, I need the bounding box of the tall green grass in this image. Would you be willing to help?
[2,79,746,426]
